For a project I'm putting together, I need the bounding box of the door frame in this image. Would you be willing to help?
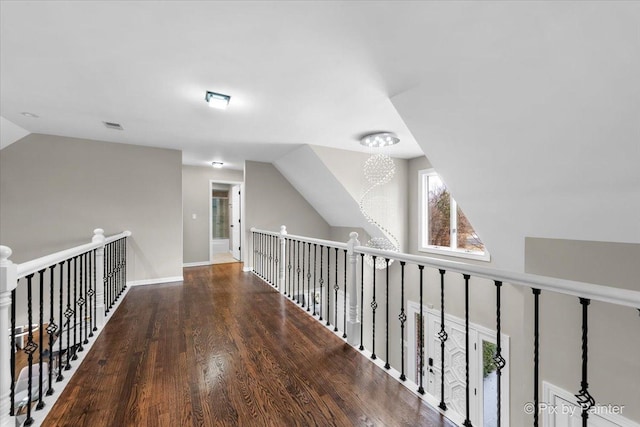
[407,300,510,426]
[209,179,244,263]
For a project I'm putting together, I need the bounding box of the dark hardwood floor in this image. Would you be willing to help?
[44,263,454,427]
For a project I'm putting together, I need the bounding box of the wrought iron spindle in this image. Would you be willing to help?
[384,258,390,369]
[319,245,324,321]
[533,288,541,427]
[418,265,425,395]
[342,249,347,338]
[72,256,78,360]
[10,288,16,416]
[78,253,84,352]
[65,257,72,370]
[105,244,110,313]
[306,242,311,311]
[25,274,36,425]
[270,235,274,285]
[576,298,594,427]
[371,255,377,360]
[398,262,407,381]
[82,253,88,344]
[359,253,364,351]
[47,265,56,395]
[296,240,301,303]
[438,269,448,410]
[494,281,506,425]
[313,244,317,315]
[326,246,331,327]
[287,239,292,298]
[92,251,97,333]
[301,241,306,305]
[463,274,472,427]
[37,269,45,409]
[57,260,65,381]
[275,236,280,289]
[334,247,339,332]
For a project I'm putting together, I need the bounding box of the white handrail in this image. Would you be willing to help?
[251,227,348,250]
[250,228,640,309]
[16,231,131,279]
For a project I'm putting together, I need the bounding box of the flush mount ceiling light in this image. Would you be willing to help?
[360,132,400,148]
[211,162,224,168]
[21,112,39,118]
[205,91,231,110]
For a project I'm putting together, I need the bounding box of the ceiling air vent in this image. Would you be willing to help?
[103,121,123,130]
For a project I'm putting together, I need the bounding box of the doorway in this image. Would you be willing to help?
[209,181,243,264]
[407,301,510,426]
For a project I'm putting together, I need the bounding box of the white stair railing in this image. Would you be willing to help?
[0,228,131,427]
[250,226,640,427]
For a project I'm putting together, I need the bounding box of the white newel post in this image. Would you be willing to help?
[346,232,361,346]
[92,228,106,328]
[0,246,17,427]
[279,225,287,291]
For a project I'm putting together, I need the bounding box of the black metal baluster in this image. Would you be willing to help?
[306,243,311,311]
[83,252,89,344]
[287,239,292,298]
[576,298,594,427]
[37,269,45,409]
[438,269,448,410]
[342,249,347,338]
[494,281,506,426]
[65,257,72,370]
[384,258,390,369]
[326,246,331,326]
[72,256,78,360]
[371,256,377,360]
[319,245,324,320]
[301,241,306,305]
[105,244,110,313]
[313,244,317,315]
[533,288,541,427]
[270,235,274,285]
[463,274,472,427]
[296,240,301,303]
[275,236,280,289]
[10,288,16,416]
[24,274,36,425]
[78,253,84,352]
[398,262,407,381]
[334,247,339,332]
[418,265,425,395]
[47,265,56,396]
[92,250,97,333]
[57,260,65,380]
[359,253,364,351]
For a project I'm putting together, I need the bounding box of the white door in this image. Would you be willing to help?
[426,312,478,423]
[231,185,241,260]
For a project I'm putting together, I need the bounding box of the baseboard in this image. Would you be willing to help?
[128,276,184,286]
[183,261,213,267]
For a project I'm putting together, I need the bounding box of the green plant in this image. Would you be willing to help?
[483,341,498,378]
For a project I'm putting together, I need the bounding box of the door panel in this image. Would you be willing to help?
[231,185,241,260]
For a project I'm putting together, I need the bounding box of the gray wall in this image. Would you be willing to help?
[182,165,243,264]
[0,133,183,282]
[526,238,640,422]
[244,160,330,267]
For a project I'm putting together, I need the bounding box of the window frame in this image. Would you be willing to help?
[418,169,491,262]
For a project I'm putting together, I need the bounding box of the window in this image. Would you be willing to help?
[419,169,490,261]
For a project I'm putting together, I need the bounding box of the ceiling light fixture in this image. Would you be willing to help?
[360,132,400,148]
[211,162,224,168]
[21,112,39,118]
[205,91,231,110]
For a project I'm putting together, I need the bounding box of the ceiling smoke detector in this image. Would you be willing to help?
[103,121,124,130]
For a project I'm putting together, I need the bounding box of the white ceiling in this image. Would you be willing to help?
[0,0,452,169]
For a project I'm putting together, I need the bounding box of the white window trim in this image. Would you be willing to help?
[418,169,491,262]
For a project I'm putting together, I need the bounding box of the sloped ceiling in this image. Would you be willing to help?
[0,116,30,149]
[391,3,640,271]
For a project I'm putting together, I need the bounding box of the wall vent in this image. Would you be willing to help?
[103,121,123,130]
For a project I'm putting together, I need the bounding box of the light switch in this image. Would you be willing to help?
[192,214,197,220]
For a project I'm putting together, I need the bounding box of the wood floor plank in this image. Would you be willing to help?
[43,263,455,427]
